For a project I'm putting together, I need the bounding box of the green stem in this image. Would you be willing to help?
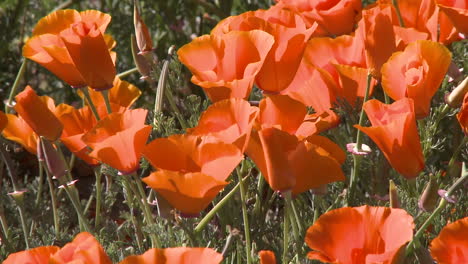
[347,72,372,206]
[120,176,145,250]
[117,67,138,78]
[290,198,303,234]
[17,203,29,249]
[194,177,246,233]
[5,59,27,113]
[448,136,468,168]
[35,161,45,206]
[282,193,290,264]
[62,184,92,232]
[252,172,265,217]
[94,168,102,228]
[80,87,100,121]
[236,163,252,264]
[405,164,468,256]
[43,161,60,238]
[100,90,113,115]
[165,84,189,129]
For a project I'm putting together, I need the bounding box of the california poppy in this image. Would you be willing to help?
[457,93,468,134]
[212,6,316,93]
[23,9,116,90]
[430,217,468,264]
[381,40,451,118]
[177,30,274,102]
[142,134,243,215]
[79,77,142,109]
[0,111,7,133]
[81,109,152,174]
[2,114,39,155]
[187,98,258,152]
[305,205,414,264]
[355,98,425,179]
[276,0,362,36]
[3,246,60,264]
[259,250,277,264]
[14,86,63,142]
[119,247,223,264]
[436,0,468,35]
[49,232,112,264]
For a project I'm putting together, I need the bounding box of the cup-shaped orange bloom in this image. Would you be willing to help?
[82,109,151,174]
[381,40,451,118]
[276,0,362,36]
[355,98,425,179]
[49,232,112,264]
[178,30,274,102]
[119,247,223,264]
[457,93,468,134]
[3,246,60,264]
[259,250,277,264]
[187,98,258,152]
[23,9,116,90]
[142,134,243,215]
[2,114,39,155]
[79,77,142,109]
[212,6,316,93]
[430,217,468,264]
[14,86,63,141]
[306,206,414,264]
[436,0,468,35]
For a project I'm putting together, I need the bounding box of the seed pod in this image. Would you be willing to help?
[446,76,468,108]
[389,180,400,208]
[418,174,439,212]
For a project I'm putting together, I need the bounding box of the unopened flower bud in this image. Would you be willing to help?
[418,174,439,212]
[446,76,468,108]
[40,138,68,179]
[389,180,400,208]
[131,35,152,79]
[133,0,153,55]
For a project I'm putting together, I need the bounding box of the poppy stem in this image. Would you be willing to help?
[35,161,45,206]
[100,90,113,114]
[61,184,92,233]
[348,72,373,206]
[236,162,252,264]
[117,67,139,78]
[392,0,406,27]
[120,175,145,250]
[405,163,468,256]
[447,136,467,170]
[41,160,60,239]
[0,203,13,253]
[282,191,291,264]
[5,59,27,113]
[94,167,103,228]
[80,87,101,121]
[194,177,246,233]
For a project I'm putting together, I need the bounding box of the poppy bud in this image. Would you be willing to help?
[39,137,68,179]
[131,35,152,79]
[389,180,400,208]
[446,76,468,108]
[133,0,153,55]
[418,174,440,212]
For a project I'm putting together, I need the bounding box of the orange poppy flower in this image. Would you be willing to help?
[381,40,451,118]
[212,6,316,93]
[23,9,116,90]
[355,98,425,179]
[49,232,112,264]
[436,0,468,35]
[305,205,414,264]
[457,93,468,134]
[430,217,468,264]
[81,109,151,174]
[119,247,223,264]
[259,250,277,264]
[2,114,39,155]
[276,0,362,36]
[142,134,243,215]
[79,77,142,109]
[3,246,60,264]
[177,30,274,102]
[187,98,258,152]
[0,111,7,132]
[14,86,63,142]
[438,10,463,44]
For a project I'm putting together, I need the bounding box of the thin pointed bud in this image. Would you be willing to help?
[418,174,440,212]
[131,35,151,79]
[446,76,468,108]
[40,138,68,179]
[389,180,400,208]
[133,0,153,55]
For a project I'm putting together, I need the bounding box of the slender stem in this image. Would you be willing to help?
[290,198,303,233]
[117,67,138,78]
[252,172,265,217]
[405,164,468,255]
[5,59,27,113]
[130,173,161,248]
[285,192,299,240]
[392,0,406,27]
[313,195,321,223]
[0,205,12,252]
[94,168,103,228]
[348,73,372,206]
[62,185,92,232]
[282,193,290,264]
[236,163,252,264]
[35,161,45,206]
[80,87,100,121]
[17,204,29,249]
[448,136,467,168]
[120,176,145,250]
[100,90,113,115]
[43,161,60,238]
[165,85,189,129]
[194,177,245,233]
